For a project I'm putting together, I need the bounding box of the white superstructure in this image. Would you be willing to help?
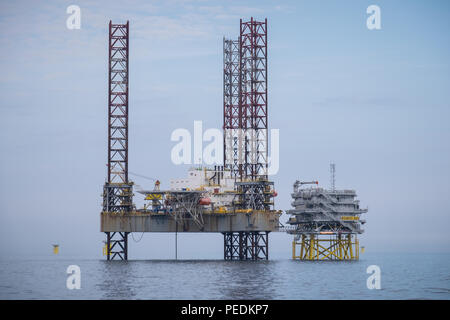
[170,167,237,209]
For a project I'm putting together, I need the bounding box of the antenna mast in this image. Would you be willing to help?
[330,163,336,191]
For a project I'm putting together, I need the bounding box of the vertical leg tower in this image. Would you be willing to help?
[223,231,269,260]
[223,38,242,178]
[240,18,268,181]
[103,21,132,261]
[222,19,272,260]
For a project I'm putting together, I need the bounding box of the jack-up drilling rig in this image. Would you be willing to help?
[101,19,281,261]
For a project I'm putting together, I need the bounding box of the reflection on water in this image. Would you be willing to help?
[216,261,277,299]
[97,260,279,299]
[97,261,136,299]
[94,260,280,299]
[0,253,449,299]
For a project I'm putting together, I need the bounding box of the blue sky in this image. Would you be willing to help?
[0,0,449,259]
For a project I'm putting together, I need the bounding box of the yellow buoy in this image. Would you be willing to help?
[52,244,59,255]
[361,246,365,253]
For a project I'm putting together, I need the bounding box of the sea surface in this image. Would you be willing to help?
[0,253,449,299]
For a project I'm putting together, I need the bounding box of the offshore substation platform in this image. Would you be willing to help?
[286,165,368,260]
[101,19,282,261]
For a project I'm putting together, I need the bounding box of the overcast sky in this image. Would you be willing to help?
[0,0,449,259]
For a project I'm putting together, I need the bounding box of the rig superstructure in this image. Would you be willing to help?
[286,166,368,260]
[101,19,281,261]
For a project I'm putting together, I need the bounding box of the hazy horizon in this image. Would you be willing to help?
[1,0,449,259]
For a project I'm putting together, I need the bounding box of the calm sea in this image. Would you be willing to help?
[0,253,449,299]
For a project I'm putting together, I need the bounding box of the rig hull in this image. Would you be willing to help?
[101,211,281,233]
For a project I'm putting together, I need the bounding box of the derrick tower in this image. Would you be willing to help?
[222,18,273,260]
[102,21,132,261]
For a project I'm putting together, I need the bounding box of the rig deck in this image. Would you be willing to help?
[101,210,281,233]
